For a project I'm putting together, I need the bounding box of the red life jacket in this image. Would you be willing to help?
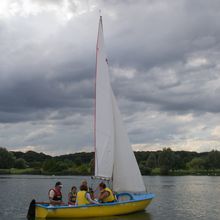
[49,188,62,201]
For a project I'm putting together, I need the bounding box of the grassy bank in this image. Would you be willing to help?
[0,168,90,175]
[0,168,41,175]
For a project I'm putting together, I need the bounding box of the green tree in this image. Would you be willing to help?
[158,148,174,175]
[43,159,70,172]
[74,157,82,166]
[76,164,90,175]
[13,150,51,163]
[139,161,151,175]
[14,158,27,169]
[55,161,69,172]
[0,147,15,169]
[146,153,157,169]
[29,161,42,169]
[186,157,205,171]
[42,159,57,172]
[205,150,220,170]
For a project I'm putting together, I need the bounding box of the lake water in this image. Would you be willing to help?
[0,175,220,220]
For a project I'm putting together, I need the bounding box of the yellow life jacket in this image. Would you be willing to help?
[77,190,90,205]
[102,187,115,203]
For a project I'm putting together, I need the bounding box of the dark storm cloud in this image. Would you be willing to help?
[0,9,96,123]
[0,72,94,123]
[109,4,220,114]
[112,59,220,115]
[2,0,220,124]
[1,0,220,153]
[103,0,220,71]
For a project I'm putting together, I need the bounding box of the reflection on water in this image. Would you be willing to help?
[1,175,220,220]
[39,211,152,220]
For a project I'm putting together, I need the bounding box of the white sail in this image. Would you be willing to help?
[111,92,146,192]
[95,16,146,192]
[95,16,114,179]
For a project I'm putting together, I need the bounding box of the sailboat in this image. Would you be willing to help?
[30,16,154,219]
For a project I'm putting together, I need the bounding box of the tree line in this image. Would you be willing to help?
[0,147,220,175]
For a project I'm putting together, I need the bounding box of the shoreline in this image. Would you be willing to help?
[1,168,220,176]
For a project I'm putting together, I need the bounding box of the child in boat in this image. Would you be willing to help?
[68,186,77,205]
[76,184,99,205]
[98,182,115,203]
[89,187,95,200]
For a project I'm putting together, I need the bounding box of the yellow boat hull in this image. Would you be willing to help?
[36,193,154,218]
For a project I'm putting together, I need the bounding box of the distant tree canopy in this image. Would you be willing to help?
[0,147,15,169]
[186,157,205,171]
[0,147,220,175]
[13,151,51,164]
[158,148,174,174]
[146,153,157,169]
[14,158,27,169]
[205,150,220,170]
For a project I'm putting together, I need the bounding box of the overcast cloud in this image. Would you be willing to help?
[1,0,220,155]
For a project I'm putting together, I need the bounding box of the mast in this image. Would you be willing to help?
[94,16,101,176]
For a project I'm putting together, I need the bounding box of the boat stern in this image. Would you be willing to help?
[35,204,49,218]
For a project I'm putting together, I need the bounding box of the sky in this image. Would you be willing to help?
[1,0,220,155]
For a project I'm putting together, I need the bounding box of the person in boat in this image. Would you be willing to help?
[68,186,77,205]
[98,182,115,203]
[80,179,94,199]
[89,187,95,200]
[48,181,65,205]
[76,184,99,205]
[81,179,88,187]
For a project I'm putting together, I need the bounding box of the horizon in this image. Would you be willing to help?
[8,147,218,157]
[1,1,220,155]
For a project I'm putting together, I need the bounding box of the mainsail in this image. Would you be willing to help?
[95,16,146,193]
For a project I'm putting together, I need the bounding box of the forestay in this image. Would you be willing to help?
[95,16,146,193]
